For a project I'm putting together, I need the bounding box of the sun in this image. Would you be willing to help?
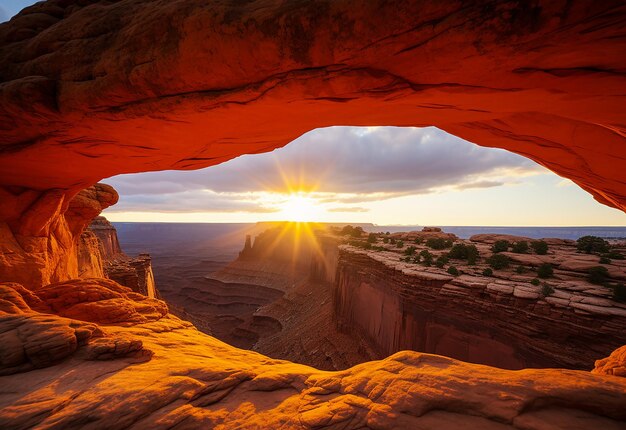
[278,194,322,222]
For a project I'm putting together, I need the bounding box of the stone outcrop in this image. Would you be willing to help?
[0,0,625,213]
[0,280,158,376]
[594,346,626,377]
[1,279,626,429]
[88,216,122,259]
[334,233,626,370]
[0,183,117,289]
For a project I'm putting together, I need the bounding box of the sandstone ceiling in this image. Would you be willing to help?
[0,0,625,211]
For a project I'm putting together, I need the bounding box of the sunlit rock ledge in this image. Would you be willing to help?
[1,279,626,429]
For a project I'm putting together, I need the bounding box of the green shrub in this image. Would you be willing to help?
[577,236,610,254]
[482,268,493,277]
[340,225,355,236]
[435,255,448,268]
[541,283,555,297]
[414,237,424,245]
[588,266,610,285]
[515,265,526,274]
[412,255,421,264]
[367,233,377,243]
[537,263,553,279]
[613,284,626,302]
[531,278,540,286]
[607,250,625,260]
[390,238,396,245]
[447,266,459,276]
[404,246,417,256]
[512,241,529,254]
[448,243,479,261]
[531,240,549,255]
[420,250,433,266]
[599,256,611,264]
[425,238,452,250]
[487,254,510,270]
[396,240,404,248]
[382,237,389,244]
[491,240,510,253]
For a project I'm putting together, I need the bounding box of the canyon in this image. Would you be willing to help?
[1,0,626,428]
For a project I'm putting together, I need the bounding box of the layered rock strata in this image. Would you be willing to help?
[1,280,626,429]
[334,232,626,370]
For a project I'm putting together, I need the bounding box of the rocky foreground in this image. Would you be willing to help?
[1,278,626,429]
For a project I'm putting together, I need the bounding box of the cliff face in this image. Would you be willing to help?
[76,230,105,278]
[88,216,122,260]
[333,242,626,370]
[2,280,626,429]
[0,184,117,289]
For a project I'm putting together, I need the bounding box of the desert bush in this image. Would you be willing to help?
[599,256,611,264]
[577,236,610,254]
[511,241,529,254]
[515,265,526,274]
[588,266,609,285]
[448,243,479,262]
[531,278,540,286]
[607,250,625,260]
[537,263,553,279]
[447,266,459,276]
[491,240,510,253]
[531,240,549,255]
[404,246,417,256]
[390,237,396,245]
[383,237,389,243]
[613,284,626,302]
[487,254,510,270]
[541,283,555,297]
[482,268,493,277]
[420,249,433,266]
[396,240,404,248]
[435,255,449,268]
[425,238,452,250]
[367,233,377,243]
[414,237,424,245]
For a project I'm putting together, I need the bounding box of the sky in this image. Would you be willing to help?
[102,126,626,226]
[5,3,625,227]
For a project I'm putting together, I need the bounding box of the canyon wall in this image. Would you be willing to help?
[333,247,626,370]
[0,183,117,289]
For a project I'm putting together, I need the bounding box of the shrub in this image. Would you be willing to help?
[447,266,459,276]
[577,236,610,254]
[390,238,396,245]
[414,237,424,245]
[412,255,421,264]
[487,254,510,270]
[531,278,540,286]
[607,250,625,260]
[537,263,553,279]
[435,255,448,268]
[448,243,479,260]
[512,241,529,254]
[599,256,611,264]
[541,283,555,297]
[404,246,417,256]
[613,284,626,302]
[396,240,404,248]
[425,238,451,250]
[531,240,549,255]
[420,250,433,266]
[515,265,526,274]
[383,237,389,244]
[482,268,493,277]
[367,233,377,243]
[588,266,609,285]
[491,240,510,253]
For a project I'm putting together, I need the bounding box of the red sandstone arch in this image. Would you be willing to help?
[0,0,625,213]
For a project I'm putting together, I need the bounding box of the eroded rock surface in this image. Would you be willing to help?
[0,0,625,213]
[0,278,625,429]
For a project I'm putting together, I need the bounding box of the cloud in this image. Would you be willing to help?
[104,126,543,213]
[327,206,370,213]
